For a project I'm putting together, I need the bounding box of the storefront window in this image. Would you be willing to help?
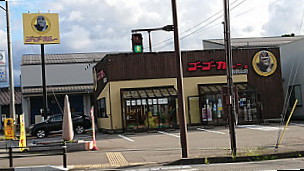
[121,87,177,132]
[237,91,258,122]
[199,83,259,125]
[96,98,107,118]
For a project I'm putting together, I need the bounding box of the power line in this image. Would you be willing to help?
[154,0,248,51]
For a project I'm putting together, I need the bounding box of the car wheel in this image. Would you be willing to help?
[36,129,47,138]
[75,125,85,134]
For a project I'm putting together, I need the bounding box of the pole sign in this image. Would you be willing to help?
[0,51,5,65]
[0,66,6,82]
[0,51,6,82]
[23,13,60,44]
[4,118,14,139]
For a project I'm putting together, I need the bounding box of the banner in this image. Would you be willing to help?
[23,13,60,44]
[19,114,27,152]
[4,118,14,140]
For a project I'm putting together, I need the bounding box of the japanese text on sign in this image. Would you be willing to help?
[187,60,248,71]
[25,36,59,43]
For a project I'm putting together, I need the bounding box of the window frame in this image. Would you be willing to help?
[97,97,108,118]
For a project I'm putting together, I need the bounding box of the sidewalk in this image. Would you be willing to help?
[0,123,304,170]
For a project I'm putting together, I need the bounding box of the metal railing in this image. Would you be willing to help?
[0,142,67,168]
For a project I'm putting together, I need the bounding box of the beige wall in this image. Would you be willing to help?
[96,75,247,130]
[96,83,112,129]
[109,78,177,129]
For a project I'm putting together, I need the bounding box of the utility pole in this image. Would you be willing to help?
[223,0,237,156]
[171,0,189,158]
[6,1,15,124]
[148,31,152,52]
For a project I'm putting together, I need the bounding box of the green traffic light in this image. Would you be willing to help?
[134,45,142,53]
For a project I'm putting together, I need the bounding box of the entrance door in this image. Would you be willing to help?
[238,91,258,123]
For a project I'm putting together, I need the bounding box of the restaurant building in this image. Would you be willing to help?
[203,35,304,120]
[93,48,284,133]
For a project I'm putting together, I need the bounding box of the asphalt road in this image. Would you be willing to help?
[117,157,304,171]
[1,122,304,170]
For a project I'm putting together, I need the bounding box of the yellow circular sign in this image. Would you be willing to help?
[31,15,51,34]
[252,50,277,77]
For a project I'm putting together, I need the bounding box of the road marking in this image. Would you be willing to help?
[125,165,195,171]
[197,128,226,134]
[290,123,304,127]
[106,152,129,167]
[236,125,284,131]
[118,134,135,142]
[158,131,180,138]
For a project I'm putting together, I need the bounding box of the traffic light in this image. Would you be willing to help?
[132,33,143,53]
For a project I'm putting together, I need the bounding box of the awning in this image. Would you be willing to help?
[22,84,94,96]
[121,87,177,99]
[199,83,256,94]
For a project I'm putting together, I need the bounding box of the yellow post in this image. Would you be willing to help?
[277,99,298,148]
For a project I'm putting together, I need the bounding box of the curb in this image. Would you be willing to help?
[167,151,304,165]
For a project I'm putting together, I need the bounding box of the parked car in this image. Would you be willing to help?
[29,113,91,138]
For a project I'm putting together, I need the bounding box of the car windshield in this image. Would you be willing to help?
[48,115,63,122]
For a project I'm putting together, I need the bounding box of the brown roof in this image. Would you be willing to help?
[0,87,22,105]
[21,52,108,65]
[22,84,94,96]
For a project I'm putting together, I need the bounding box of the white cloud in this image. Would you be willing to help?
[67,11,84,22]
[62,26,93,50]
[1,0,303,86]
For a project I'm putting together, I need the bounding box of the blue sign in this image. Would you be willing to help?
[0,66,7,82]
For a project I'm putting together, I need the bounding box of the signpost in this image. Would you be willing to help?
[23,13,60,119]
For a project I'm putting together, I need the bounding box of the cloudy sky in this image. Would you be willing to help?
[0,0,302,86]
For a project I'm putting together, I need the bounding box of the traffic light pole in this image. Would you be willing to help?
[132,25,173,53]
[148,31,152,52]
[223,0,237,156]
[171,0,189,158]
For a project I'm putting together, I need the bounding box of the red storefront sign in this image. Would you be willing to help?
[187,60,248,72]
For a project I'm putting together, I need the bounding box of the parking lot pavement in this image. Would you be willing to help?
[1,123,304,169]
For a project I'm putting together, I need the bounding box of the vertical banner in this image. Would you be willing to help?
[19,114,27,152]
[4,118,14,139]
[90,107,98,150]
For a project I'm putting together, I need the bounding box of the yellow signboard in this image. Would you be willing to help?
[23,13,60,44]
[4,118,14,140]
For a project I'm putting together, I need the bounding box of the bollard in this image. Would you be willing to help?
[62,142,67,168]
[9,146,13,167]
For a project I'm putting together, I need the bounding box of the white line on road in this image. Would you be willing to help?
[126,165,194,171]
[236,125,284,131]
[157,131,180,138]
[197,128,226,134]
[290,123,304,127]
[118,134,135,142]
